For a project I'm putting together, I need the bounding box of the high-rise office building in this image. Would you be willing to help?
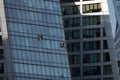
[61,0,120,80]
[0,0,70,80]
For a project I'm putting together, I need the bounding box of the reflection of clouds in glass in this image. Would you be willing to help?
[108,0,116,37]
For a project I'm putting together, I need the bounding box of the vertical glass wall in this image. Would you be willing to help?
[114,0,120,14]
[4,0,70,80]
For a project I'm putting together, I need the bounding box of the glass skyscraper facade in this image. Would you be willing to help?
[0,0,70,80]
[114,0,120,14]
[61,0,120,80]
[113,0,120,77]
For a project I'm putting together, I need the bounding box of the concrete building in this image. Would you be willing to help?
[61,0,120,80]
[0,0,71,80]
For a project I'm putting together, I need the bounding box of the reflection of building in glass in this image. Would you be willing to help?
[61,0,120,80]
[0,0,70,80]
[113,0,120,77]
[113,0,120,14]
